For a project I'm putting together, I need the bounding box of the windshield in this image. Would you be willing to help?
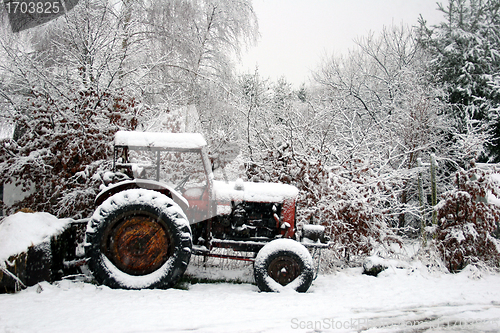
[115,147,208,191]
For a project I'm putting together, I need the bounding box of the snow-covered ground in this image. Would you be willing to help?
[1,259,500,333]
[1,213,500,332]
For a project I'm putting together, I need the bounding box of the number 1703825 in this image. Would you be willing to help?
[5,1,60,14]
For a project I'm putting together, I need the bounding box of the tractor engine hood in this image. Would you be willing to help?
[213,179,299,203]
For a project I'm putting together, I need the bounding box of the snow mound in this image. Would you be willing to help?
[0,212,72,263]
[362,255,410,276]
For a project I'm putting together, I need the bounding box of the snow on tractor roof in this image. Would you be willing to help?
[114,131,207,150]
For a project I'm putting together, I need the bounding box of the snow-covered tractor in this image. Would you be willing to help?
[85,131,329,292]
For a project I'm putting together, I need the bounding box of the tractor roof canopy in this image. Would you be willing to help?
[114,131,207,150]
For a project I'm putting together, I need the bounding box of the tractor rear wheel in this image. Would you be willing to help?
[86,189,192,289]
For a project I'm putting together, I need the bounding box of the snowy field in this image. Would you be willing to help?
[1,260,500,333]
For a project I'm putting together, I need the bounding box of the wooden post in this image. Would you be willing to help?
[417,158,426,246]
[430,154,438,227]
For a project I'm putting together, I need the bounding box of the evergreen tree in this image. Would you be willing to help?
[419,0,500,162]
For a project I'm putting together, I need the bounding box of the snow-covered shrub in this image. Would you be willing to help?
[0,88,139,218]
[247,148,402,264]
[323,160,403,263]
[434,168,500,272]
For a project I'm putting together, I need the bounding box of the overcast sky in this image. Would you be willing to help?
[238,0,445,87]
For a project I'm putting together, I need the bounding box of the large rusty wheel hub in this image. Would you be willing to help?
[267,255,300,286]
[104,214,171,276]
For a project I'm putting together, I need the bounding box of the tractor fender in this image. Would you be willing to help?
[95,179,189,212]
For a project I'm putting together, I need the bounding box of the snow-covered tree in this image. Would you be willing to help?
[419,0,500,161]
[0,0,144,217]
[311,25,456,233]
[135,0,258,106]
[0,88,139,218]
[0,0,258,217]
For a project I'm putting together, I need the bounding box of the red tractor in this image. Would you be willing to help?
[85,131,328,292]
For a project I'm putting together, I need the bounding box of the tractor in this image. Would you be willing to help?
[85,131,329,292]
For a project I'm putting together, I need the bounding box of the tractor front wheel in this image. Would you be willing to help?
[254,239,314,292]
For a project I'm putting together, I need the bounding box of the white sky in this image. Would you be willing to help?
[238,0,445,87]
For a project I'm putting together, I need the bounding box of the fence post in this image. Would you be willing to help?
[417,158,426,246]
[430,154,438,227]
